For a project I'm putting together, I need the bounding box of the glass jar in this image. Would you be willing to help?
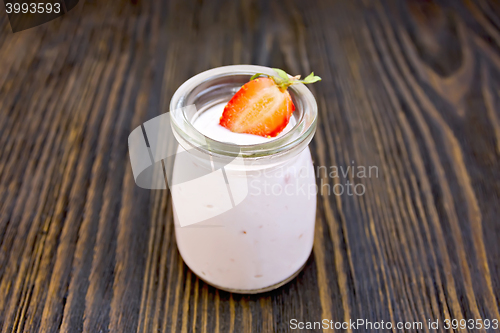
[169,65,318,293]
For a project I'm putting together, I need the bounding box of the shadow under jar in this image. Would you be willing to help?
[169,65,318,293]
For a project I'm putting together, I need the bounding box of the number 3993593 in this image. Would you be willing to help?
[5,2,61,14]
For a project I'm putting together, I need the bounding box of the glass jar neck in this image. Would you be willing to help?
[170,65,317,163]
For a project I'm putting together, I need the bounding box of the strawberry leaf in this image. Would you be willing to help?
[250,73,267,80]
[302,72,322,84]
[304,72,315,81]
[305,77,322,84]
[272,68,290,81]
[249,69,321,91]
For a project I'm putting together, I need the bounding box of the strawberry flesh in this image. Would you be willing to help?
[219,77,295,138]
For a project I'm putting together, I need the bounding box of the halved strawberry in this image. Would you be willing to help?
[220,69,321,137]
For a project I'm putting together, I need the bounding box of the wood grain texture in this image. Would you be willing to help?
[0,0,499,332]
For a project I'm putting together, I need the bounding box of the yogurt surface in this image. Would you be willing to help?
[192,102,296,145]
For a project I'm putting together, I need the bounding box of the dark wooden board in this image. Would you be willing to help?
[0,0,499,332]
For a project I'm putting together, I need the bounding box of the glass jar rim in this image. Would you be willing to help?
[169,65,317,159]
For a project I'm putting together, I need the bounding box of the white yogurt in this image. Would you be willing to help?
[192,102,296,144]
[172,103,317,292]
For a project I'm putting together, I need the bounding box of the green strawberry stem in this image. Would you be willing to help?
[250,68,321,92]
